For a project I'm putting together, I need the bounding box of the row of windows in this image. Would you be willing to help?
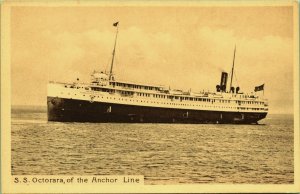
[137,93,151,97]
[91,87,113,93]
[66,86,265,106]
[62,92,266,111]
[239,101,263,105]
[104,96,265,110]
[97,96,265,110]
[111,82,161,91]
[137,92,214,102]
[138,92,264,105]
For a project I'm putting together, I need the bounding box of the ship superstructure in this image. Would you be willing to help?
[47,22,268,124]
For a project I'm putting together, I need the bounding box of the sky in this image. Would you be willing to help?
[11,4,295,114]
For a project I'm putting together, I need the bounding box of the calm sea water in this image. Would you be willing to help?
[11,107,294,184]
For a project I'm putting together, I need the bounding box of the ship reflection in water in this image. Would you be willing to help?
[12,107,293,184]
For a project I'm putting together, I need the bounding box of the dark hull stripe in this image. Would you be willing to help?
[47,97,267,124]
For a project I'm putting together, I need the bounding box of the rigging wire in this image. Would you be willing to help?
[105,57,110,73]
[234,70,239,87]
[114,56,119,77]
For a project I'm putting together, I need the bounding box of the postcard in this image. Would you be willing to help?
[1,0,299,193]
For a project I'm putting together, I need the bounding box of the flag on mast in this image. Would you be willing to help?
[113,22,119,27]
[254,84,264,92]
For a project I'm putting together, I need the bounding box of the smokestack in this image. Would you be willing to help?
[220,72,228,92]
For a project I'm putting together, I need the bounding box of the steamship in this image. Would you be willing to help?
[47,22,268,124]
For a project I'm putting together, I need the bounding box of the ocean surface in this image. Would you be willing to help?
[11,106,294,184]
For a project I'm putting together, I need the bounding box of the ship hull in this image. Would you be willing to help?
[47,97,267,124]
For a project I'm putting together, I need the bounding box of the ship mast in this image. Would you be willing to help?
[109,21,119,80]
[229,45,236,91]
